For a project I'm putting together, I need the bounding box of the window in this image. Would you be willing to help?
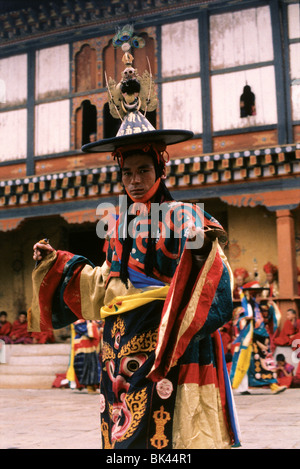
[288,3,300,121]
[75,99,97,148]
[75,44,97,92]
[35,44,70,155]
[161,20,202,134]
[0,54,27,162]
[210,6,277,132]
[35,100,70,155]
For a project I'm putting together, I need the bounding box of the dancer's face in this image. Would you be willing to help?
[121,153,156,199]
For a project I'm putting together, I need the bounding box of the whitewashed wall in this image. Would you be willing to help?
[0,54,27,105]
[0,55,27,161]
[161,19,200,76]
[211,66,277,131]
[210,6,277,131]
[35,100,70,156]
[35,44,70,155]
[288,3,300,121]
[288,3,300,39]
[162,78,202,133]
[210,6,273,69]
[161,19,202,133]
[0,109,27,161]
[35,44,69,99]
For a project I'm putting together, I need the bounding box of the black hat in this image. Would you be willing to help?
[81,32,193,154]
[82,111,193,153]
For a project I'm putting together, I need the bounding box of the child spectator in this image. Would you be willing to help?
[7,311,32,344]
[275,353,294,388]
[274,308,300,347]
[0,311,12,342]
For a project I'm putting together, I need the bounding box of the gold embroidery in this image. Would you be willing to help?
[108,387,148,442]
[111,315,126,338]
[101,421,115,449]
[102,342,116,362]
[262,373,272,380]
[118,328,158,358]
[150,406,171,449]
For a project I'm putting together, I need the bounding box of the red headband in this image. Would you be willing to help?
[112,142,169,168]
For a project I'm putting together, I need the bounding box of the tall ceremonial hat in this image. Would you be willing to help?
[81,25,193,155]
[242,281,270,294]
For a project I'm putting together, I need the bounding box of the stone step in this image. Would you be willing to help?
[5,343,70,357]
[0,343,71,389]
[0,374,57,389]
[8,354,69,366]
[0,364,68,375]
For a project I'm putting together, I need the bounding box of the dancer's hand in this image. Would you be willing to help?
[33,238,54,263]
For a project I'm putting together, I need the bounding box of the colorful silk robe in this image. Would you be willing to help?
[230,297,280,389]
[30,201,240,449]
[72,320,101,387]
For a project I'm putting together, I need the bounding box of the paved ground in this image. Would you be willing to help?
[0,387,299,450]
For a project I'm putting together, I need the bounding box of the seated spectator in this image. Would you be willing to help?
[0,311,12,342]
[7,311,32,344]
[274,308,300,347]
[275,353,294,388]
[233,267,249,300]
[261,262,279,298]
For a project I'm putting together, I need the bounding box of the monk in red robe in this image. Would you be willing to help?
[274,308,300,347]
[7,311,32,344]
[0,311,12,340]
[233,267,249,300]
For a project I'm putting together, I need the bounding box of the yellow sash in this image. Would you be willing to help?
[100,285,169,319]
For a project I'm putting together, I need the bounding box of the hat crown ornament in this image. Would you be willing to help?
[106,28,157,126]
[81,25,193,154]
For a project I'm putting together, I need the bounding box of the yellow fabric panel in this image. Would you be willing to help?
[79,261,110,320]
[173,383,232,449]
[66,323,76,382]
[231,321,253,389]
[231,344,253,389]
[30,250,58,332]
[100,285,169,318]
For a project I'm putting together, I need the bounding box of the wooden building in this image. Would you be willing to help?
[0,0,299,323]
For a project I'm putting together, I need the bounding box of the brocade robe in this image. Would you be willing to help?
[30,201,240,449]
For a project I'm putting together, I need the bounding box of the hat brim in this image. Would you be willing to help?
[81,129,194,153]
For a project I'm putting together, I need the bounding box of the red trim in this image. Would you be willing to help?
[38,251,74,330]
[178,363,218,387]
[212,330,234,443]
[148,246,223,381]
[63,264,84,320]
